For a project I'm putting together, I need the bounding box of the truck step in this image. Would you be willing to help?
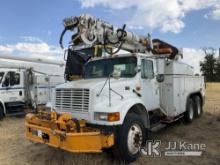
[161,115,184,124]
[150,123,167,132]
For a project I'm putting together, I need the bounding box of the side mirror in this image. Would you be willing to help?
[135,67,140,73]
[45,77,50,82]
[156,74,165,83]
[112,68,121,79]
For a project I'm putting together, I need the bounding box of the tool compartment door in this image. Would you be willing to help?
[173,76,185,115]
[34,75,50,105]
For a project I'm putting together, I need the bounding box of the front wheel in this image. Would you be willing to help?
[113,113,147,163]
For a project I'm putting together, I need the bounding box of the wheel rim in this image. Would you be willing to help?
[189,104,194,120]
[127,123,143,155]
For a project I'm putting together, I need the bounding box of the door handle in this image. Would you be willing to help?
[19,91,22,96]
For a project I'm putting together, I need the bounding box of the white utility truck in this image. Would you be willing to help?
[25,14,205,163]
[0,56,65,119]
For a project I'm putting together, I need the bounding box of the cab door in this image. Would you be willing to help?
[140,59,160,110]
[2,71,24,103]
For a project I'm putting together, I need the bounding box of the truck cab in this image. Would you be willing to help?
[55,54,157,124]
[0,68,25,115]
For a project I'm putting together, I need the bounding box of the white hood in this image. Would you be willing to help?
[56,78,136,90]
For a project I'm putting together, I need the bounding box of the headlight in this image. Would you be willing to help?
[94,112,120,122]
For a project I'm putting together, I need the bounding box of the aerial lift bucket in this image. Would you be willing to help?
[25,111,114,153]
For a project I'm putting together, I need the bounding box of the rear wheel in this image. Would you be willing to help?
[113,113,147,163]
[0,106,4,120]
[193,96,203,118]
[184,98,194,123]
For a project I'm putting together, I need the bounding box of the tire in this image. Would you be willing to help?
[184,98,194,123]
[193,96,203,118]
[113,113,147,163]
[0,106,4,120]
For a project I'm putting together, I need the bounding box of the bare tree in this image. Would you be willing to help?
[202,47,215,56]
[200,47,220,82]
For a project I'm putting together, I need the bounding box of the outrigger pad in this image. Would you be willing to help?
[152,39,179,59]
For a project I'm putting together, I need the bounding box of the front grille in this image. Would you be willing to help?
[55,88,90,113]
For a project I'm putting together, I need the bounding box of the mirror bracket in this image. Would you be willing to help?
[156,74,165,83]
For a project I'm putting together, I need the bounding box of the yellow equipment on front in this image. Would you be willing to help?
[25,111,114,153]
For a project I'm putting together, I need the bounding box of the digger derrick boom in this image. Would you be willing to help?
[60,14,182,80]
[61,14,146,53]
[60,14,181,57]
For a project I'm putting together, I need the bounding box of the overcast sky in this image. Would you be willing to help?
[0,0,220,74]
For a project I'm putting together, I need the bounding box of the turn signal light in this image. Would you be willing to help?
[108,112,120,122]
[94,112,120,122]
[136,86,141,91]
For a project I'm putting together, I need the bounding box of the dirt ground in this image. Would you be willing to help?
[0,83,220,165]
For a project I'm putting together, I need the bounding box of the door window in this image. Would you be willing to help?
[14,73,20,85]
[141,59,154,79]
[2,72,20,87]
[0,72,4,83]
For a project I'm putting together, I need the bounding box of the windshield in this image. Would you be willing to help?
[0,72,4,83]
[84,56,137,79]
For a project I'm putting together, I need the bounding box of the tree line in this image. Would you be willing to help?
[200,48,220,82]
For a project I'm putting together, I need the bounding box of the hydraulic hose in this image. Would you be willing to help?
[59,17,79,49]
[59,28,68,49]
[72,118,80,132]
[103,24,127,55]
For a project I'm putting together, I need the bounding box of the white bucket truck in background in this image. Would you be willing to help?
[0,55,65,119]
